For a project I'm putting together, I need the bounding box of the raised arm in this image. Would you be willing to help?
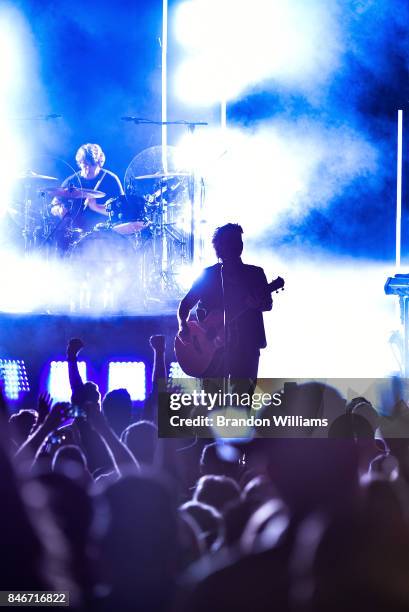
[16,402,67,463]
[87,401,139,476]
[67,338,85,396]
[150,334,167,382]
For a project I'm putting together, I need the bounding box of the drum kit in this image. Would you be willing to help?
[6,146,200,311]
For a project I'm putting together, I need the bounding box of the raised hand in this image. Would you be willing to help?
[67,338,84,359]
[46,402,69,431]
[149,335,166,352]
[37,392,52,425]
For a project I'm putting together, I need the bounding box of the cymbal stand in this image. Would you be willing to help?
[22,182,33,253]
[153,178,167,291]
[104,199,116,229]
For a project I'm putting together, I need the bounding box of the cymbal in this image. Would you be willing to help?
[18,170,58,181]
[44,186,106,199]
[133,172,190,180]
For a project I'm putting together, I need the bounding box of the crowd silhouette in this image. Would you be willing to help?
[1,335,409,612]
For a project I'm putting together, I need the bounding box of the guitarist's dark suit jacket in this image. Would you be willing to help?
[189,260,273,379]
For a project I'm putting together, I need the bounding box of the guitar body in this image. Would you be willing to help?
[175,276,285,377]
[174,310,225,377]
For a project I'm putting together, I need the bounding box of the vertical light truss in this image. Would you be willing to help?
[162,0,168,174]
[396,109,403,270]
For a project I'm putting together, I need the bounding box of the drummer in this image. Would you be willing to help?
[51,143,124,232]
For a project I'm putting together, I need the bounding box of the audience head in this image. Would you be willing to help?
[180,501,224,552]
[9,409,37,444]
[122,420,158,465]
[71,382,100,409]
[194,475,241,515]
[97,473,178,608]
[102,388,132,436]
[200,442,242,480]
[52,445,90,486]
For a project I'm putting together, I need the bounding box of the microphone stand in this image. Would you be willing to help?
[220,262,229,400]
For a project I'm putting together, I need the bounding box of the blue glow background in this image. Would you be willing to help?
[6,0,409,260]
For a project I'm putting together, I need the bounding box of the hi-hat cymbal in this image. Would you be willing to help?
[133,172,190,180]
[18,170,58,181]
[44,186,106,199]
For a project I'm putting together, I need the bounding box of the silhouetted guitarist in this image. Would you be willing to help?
[177,223,275,391]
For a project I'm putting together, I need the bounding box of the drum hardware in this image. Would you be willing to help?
[133,172,190,180]
[123,144,203,301]
[15,170,58,253]
[17,171,58,182]
[143,177,186,208]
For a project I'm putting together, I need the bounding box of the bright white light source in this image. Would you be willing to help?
[174,0,343,105]
[0,359,30,400]
[0,6,30,216]
[174,121,377,252]
[48,361,87,402]
[108,362,146,401]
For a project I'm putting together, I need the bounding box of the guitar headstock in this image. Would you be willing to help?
[269,276,285,293]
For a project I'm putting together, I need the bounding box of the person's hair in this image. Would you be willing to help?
[200,442,241,480]
[193,475,241,514]
[9,409,38,442]
[102,388,132,436]
[71,381,100,408]
[52,445,88,473]
[180,501,224,551]
[212,223,243,260]
[75,143,105,168]
[122,420,158,465]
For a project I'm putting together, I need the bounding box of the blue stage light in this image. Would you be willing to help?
[48,361,87,402]
[169,361,191,381]
[0,359,30,400]
[107,361,146,401]
[168,361,197,394]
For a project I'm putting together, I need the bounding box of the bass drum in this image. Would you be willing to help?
[67,226,140,312]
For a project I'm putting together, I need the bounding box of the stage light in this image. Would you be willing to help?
[169,361,191,381]
[48,361,87,402]
[107,362,146,401]
[0,359,30,400]
[168,361,200,394]
[174,0,343,106]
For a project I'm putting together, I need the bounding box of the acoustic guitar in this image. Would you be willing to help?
[174,276,285,377]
